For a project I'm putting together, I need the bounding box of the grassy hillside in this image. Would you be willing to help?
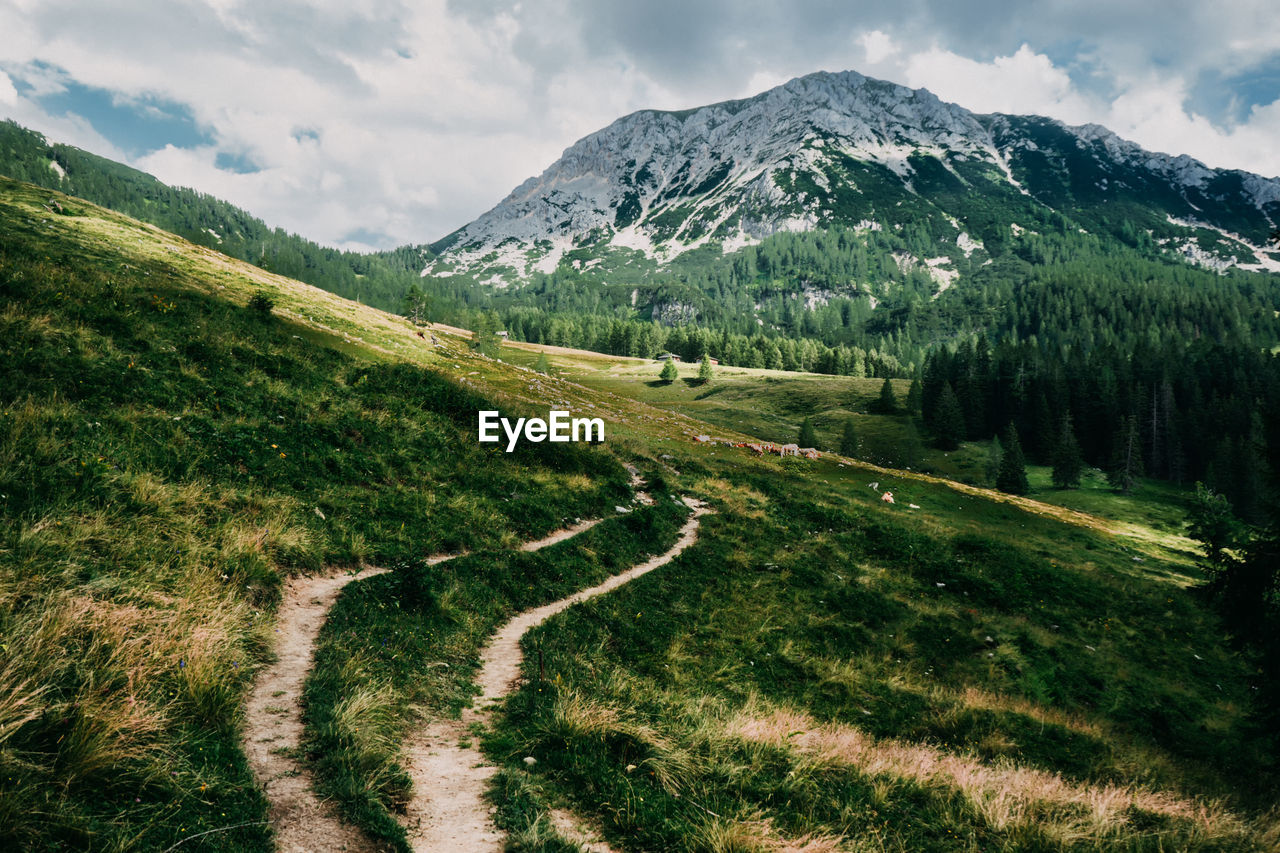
[1,174,1276,851]
[481,340,1278,850]
[0,119,426,311]
[497,344,1199,557]
[0,176,626,850]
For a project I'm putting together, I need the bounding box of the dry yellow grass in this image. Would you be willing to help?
[727,700,1250,846]
[692,478,770,519]
[541,689,696,795]
[694,813,846,853]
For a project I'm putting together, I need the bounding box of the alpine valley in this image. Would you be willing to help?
[3,65,1280,853]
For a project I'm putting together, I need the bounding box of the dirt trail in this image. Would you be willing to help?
[402,500,708,853]
[519,517,602,551]
[243,567,390,852]
[244,550,469,851]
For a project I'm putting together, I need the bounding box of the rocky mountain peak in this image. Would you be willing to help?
[425,69,1280,282]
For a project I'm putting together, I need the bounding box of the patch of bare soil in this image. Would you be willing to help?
[242,567,388,853]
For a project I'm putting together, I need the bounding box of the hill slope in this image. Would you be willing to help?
[0,119,427,311]
[0,175,627,849]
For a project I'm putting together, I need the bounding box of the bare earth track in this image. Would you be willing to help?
[401,500,708,853]
[242,567,390,853]
[244,495,704,852]
[244,551,459,851]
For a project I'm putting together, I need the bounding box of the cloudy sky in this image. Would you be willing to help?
[2,1,1278,251]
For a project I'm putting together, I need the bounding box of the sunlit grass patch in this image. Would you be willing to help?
[727,699,1250,846]
[692,812,845,853]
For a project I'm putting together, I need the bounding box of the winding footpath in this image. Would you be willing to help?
[401,498,708,852]
[244,551,462,852]
[243,493,705,851]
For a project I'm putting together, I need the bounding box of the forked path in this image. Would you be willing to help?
[401,500,709,853]
[240,518,603,853]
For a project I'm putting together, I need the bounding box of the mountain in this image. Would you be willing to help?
[427,70,1280,283]
[4,77,1279,383]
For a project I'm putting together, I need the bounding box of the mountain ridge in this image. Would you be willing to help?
[426,69,1280,282]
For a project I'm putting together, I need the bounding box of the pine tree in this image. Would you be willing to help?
[659,359,678,382]
[698,354,714,382]
[1107,415,1144,494]
[985,435,1003,485]
[873,377,898,414]
[402,283,429,325]
[1187,483,1244,592]
[933,382,966,451]
[798,417,818,448]
[533,352,551,375]
[1215,395,1280,746]
[840,417,859,457]
[1027,388,1054,461]
[996,424,1030,495]
[906,376,923,415]
[1051,414,1084,489]
[471,311,502,358]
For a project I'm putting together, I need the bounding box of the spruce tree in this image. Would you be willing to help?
[659,359,678,382]
[906,376,923,415]
[698,354,714,382]
[996,424,1030,495]
[873,377,898,414]
[1107,415,1144,494]
[402,283,429,325]
[934,382,966,451]
[1027,389,1054,461]
[533,352,551,375]
[798,417,818,448]
[471,311,502,358]
[1187,483,1244,592]
[840,417,859,457]
[1051,414,1084,489]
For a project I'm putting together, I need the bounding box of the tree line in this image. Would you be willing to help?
[920,334,1280,519]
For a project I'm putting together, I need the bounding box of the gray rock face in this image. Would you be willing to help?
[427,69,1280,279]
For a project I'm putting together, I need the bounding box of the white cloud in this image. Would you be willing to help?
[902,44,1094,122]
[1103,80,1280,178]
[0,71,16,106]
[858,30,897,66]
[849,37,1280,179]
